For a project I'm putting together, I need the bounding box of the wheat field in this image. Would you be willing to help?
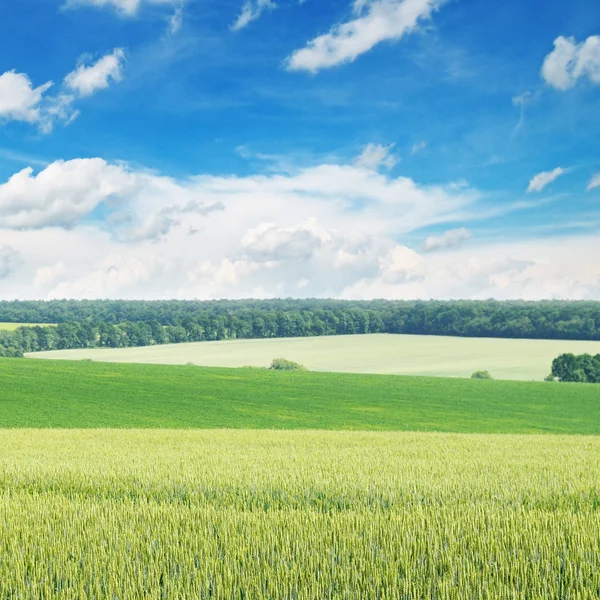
[0,429,598,598]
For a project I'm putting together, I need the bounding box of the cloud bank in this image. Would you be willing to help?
[0,154,597,301]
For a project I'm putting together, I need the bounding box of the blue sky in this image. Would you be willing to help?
[0,0,599,300]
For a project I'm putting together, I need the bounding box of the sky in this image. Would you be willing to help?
[0,0,599,301]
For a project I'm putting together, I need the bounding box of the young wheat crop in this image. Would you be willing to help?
[0,430,598,598]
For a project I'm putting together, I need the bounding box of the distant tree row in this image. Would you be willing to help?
[2,299,600,357]
[551,353,600,383]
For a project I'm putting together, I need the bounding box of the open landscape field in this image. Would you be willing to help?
[1,356,599,596]
[26,332,600,380]
[0,429,598,597]
[1,358,599,432]
[0,322,53,331]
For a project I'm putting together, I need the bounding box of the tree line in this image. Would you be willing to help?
[2,299,600,357]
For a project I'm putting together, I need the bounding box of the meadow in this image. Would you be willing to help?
[1,358,599,432]
[27,333,600,380]
[0,322,53,331]
[0,429,598,598]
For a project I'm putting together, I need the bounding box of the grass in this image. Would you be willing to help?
[1,358,599,433]
[0,430,598,598]
[26,333,600,380]
[0,322,53,331]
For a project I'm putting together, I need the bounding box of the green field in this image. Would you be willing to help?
[0,429,598,598]
[0,322,53,331]
[2,355,599,596]
[26,333,600,380]
[1,358,599,432]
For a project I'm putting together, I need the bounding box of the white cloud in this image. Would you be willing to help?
[34,262,68,288]
[0,155,473,236]
[231,0,276,31]
[542,35,600,90]
[353,143,399,170]
[380,245,425,283]
[64,49,126,98]
[65,0,181,17]
[286,0,442,72]
[0,245,21,279]
[587,173,600,191]
[5,153,594,301]
[0,159,137,229]
[1,50,123,133]
[47,254,176,299]
[123,200,224,242]
[421,227,470,252]
[0,71,52,124]
[527,167,565,193]
[410,141,427,155]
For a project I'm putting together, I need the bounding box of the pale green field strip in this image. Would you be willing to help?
[27,332,600,380]
[0,322,53,331]
[0,430,598,598]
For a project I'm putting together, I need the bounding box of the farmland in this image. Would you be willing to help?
[3,345,600,597]
[0,429,598,597]
[0,322,53,331]
[26,332,600,380]
[1,358,599,432]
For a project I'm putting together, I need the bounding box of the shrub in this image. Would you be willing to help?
[471,370,493,380]
[544,374,556,382]
[269,358,307,371]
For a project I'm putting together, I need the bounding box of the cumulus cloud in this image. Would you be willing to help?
[527,167,565,193]
[231,0,276,30]
[380,245,425,284]
[0,159,137,229]
[34,262,68,288]
[587,173,600,191]
[234,221,391,296]
[5,153,584,301]
[0,155,481,240]
[286,0,442,72]
[0,71,53,124]
[353,143,399,170]
[1,49,124,133]
[542,35,600,90]
[64,49,126,98]
[421,227,470,252]
[47,254,179,299]
[0,245,21,279]
[123,200,224,242]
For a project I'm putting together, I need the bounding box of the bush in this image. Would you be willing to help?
[544,374,556,382]
[269,358,307,371]
[471,370,493,380]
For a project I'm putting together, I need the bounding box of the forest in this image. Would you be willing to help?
[2,299,600,356]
